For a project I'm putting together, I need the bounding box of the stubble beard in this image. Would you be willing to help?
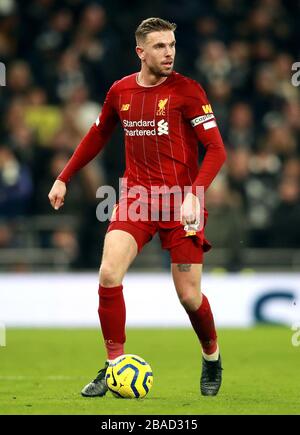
[149,64,173,78]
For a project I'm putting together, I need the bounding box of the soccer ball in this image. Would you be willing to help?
[105,354,153,399]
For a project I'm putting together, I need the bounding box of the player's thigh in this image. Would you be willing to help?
[171,263,203,310]
[100,230,138,284]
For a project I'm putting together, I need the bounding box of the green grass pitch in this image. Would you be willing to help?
[0,326,299,415]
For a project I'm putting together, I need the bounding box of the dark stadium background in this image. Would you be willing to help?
[1,0,300,416]
[0,0,299,272]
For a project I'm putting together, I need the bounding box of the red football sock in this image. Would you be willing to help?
[98,284,126,360]
[186,294,218,355]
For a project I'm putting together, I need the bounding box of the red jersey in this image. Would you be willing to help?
[58,71,226,194]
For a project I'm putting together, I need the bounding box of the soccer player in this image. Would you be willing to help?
[48,18,226,397]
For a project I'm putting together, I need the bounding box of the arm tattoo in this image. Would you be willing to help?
[177,264,191,272]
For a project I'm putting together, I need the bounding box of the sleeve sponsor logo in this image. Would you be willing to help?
[190,113,215,127]
[202,104,213,114]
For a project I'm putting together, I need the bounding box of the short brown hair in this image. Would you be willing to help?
[135,17,177,44]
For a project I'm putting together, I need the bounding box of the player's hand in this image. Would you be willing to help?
[180,192,200,226]
[48,179,67,210]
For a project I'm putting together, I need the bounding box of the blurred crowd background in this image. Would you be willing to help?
[0,0,300,271]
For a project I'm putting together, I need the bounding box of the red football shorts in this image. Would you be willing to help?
[106,196,211,264]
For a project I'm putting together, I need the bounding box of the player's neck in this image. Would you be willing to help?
[136,70,169,87]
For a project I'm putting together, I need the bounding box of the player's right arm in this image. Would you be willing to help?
[48,83,119,210]
[48,179,67,210]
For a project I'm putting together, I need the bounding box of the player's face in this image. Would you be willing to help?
[138,31,176,77]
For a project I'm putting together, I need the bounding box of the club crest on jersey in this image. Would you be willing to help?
[156,98,168,116]
[121,103,130,111]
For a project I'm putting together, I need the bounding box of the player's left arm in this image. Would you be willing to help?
[181,81,227,224]
[183,81,227,193]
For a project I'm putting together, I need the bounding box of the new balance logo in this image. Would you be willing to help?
[121,104,130,111]
[157,119,168,136]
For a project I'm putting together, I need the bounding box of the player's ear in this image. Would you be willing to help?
[136,46,145,61]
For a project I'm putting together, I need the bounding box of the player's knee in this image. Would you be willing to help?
[99,263,122,287]
[178,289,202,311]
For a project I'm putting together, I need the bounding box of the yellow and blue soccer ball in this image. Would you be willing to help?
[105,354,153,399]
